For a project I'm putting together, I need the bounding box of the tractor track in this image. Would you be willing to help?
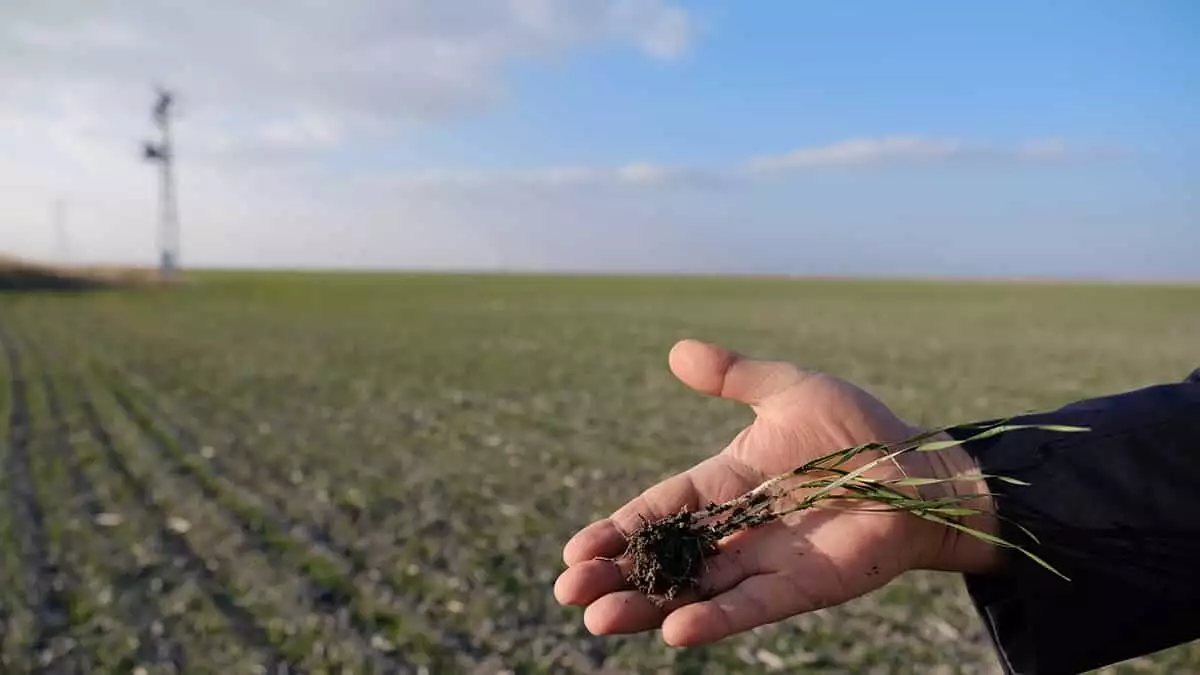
[33,354,101,675]
[0,328,77,674]
[31,344,187,675]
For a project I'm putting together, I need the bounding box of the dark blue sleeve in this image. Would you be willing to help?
[949,368,1200,675]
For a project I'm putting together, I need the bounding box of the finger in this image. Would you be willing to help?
[554,558,630,607]
[668,339,809,409]
[562,518,628,566]
[584,590,695,636]
[661,572,829,647]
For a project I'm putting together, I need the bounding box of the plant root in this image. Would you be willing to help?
[624,510,720,604]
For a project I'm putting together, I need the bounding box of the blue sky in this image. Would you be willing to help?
[416,1,1198,168]
[1,1,1197,278]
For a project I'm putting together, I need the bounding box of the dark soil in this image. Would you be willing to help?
[624,510,720,604]
[0,268,105,292]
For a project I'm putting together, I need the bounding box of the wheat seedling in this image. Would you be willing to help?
[620,420,1088,603]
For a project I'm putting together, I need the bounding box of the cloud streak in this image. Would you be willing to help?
[377,136,1105,192]
[381,162,728,191]
[743,135,1085,174]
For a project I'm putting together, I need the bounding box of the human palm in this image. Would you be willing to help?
[554,339,972,647]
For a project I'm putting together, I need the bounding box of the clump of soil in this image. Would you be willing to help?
[624,510,720,604]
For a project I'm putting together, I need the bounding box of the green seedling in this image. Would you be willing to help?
[622,420,1088,603]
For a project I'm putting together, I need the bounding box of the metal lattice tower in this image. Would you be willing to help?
[142,86,180,279]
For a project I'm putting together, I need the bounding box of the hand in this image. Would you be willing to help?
[553,339,999,647]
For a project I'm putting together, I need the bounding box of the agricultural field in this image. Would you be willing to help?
[0,272,1197,674]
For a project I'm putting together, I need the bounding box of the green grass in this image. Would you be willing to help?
[0,272,1196,674]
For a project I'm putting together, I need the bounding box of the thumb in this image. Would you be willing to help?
[668,339,810,408]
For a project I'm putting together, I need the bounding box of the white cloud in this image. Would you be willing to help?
[1015,137,1069,159]
[259,114,345,153]
[0,0,701,266]
[0,0,696,176]
[380,162,725,191]
[7,17,144,51]
[1,0,694,135]
[616,162,696,185]
[746,136,965,172]
[609,0,694,59]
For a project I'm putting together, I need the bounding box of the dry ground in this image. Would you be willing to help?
[0,272,1196,674]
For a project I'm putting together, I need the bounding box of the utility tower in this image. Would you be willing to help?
[142,86,180,279]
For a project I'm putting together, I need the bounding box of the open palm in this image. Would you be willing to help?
[554,339,963,647]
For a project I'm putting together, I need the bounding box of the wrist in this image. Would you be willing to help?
[898,430,1005,576]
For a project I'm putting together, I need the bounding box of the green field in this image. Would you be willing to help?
[1,273,1197,674]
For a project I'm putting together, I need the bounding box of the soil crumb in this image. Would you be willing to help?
[624,510,719,604]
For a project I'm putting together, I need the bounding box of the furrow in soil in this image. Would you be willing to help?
[0,327,74,673]
[100,374,418,674]
[31,343,183,674]
[74,384,301,675]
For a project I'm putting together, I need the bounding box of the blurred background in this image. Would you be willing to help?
[1,0,1195,279]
